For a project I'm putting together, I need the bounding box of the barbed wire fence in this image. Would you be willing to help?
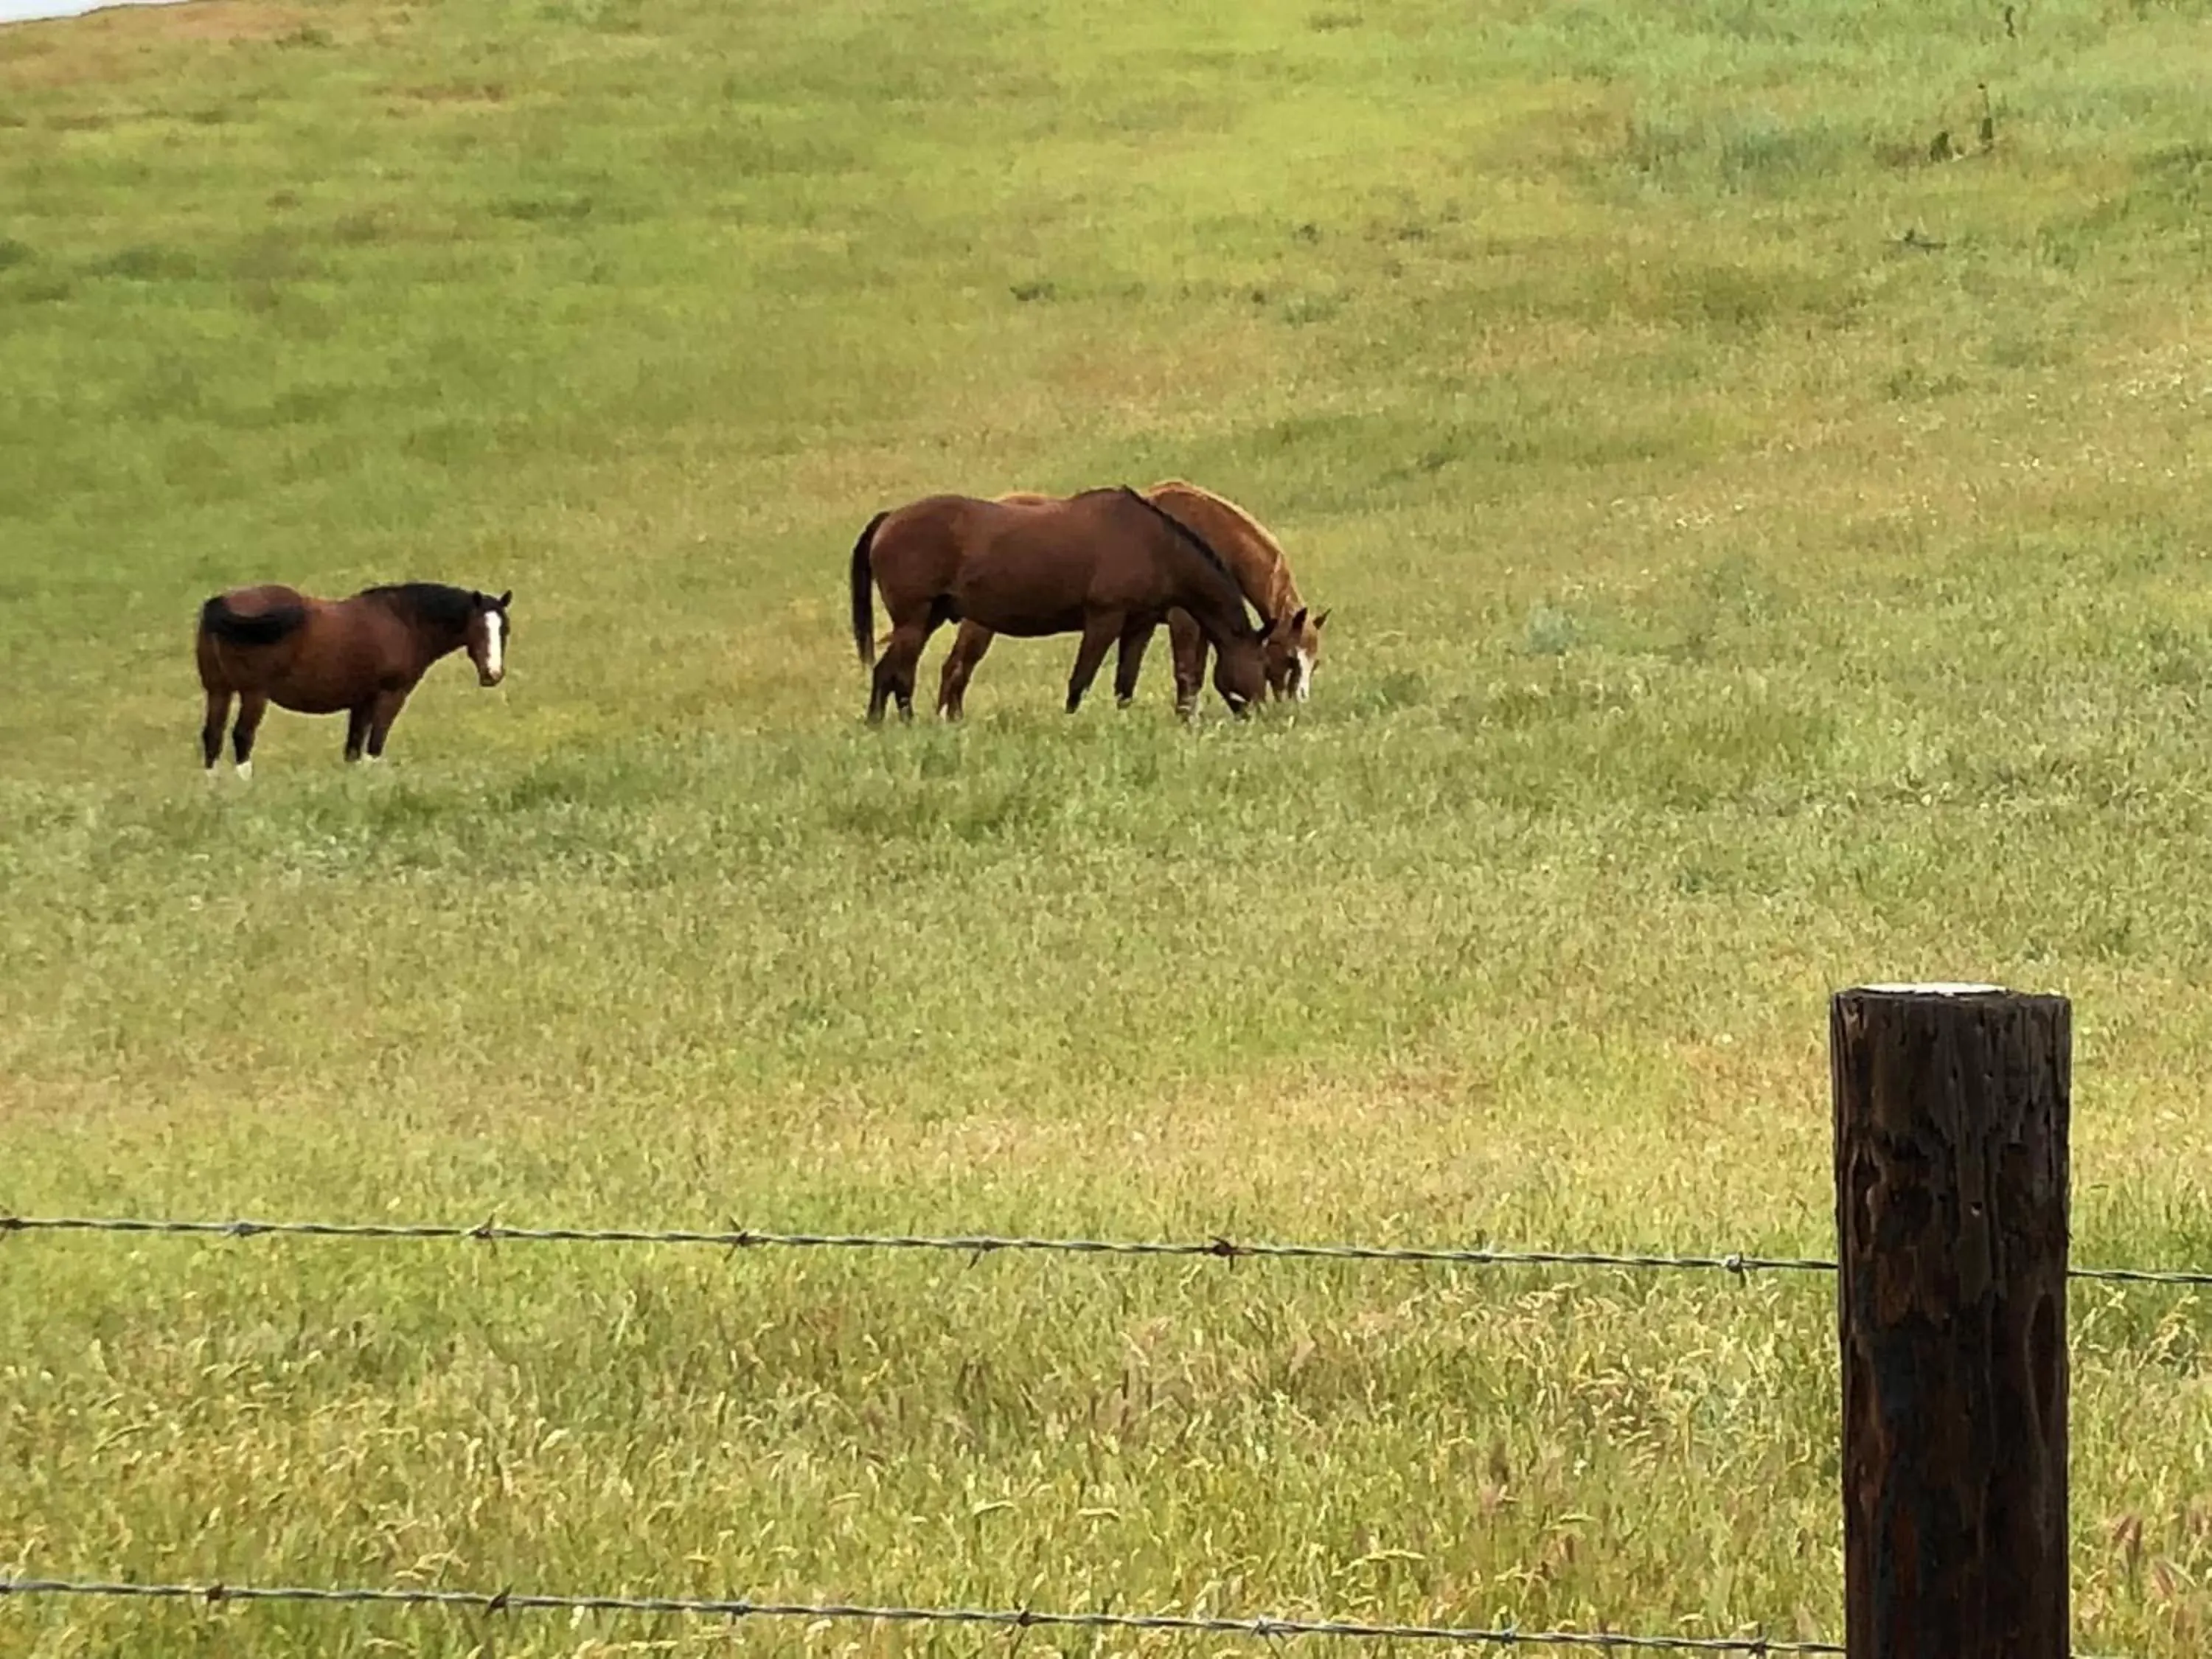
[0,1577,1852,1654]
[4,1206,2198,1654]
[6,1211,2212,1284]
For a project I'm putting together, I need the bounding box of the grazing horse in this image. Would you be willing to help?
[195,582,512,774]
[939,479,1327,719]
[849,486,1271,724]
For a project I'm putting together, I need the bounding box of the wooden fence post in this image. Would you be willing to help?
[1832,983,2071,1659]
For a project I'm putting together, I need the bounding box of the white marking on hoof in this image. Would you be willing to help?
[234,760,254,782]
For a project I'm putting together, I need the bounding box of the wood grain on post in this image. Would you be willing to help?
[1832,983,2070,1659]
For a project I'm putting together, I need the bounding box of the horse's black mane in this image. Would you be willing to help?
[358,582,479,633]
[1116,487,1234,585]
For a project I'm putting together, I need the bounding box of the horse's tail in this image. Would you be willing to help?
[198,594,306,647]
[849,510,889,667]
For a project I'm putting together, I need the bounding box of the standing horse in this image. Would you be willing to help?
[195,582,512,775]
[938,479,1327,719]
[849,487,1270,724]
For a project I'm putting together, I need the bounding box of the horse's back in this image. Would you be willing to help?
[874,494,986,569]
[204,582,310,621]
[973,488,1159,563]
[883,490,1124,564]
[197,585,364,708]
[877,487,1176,580]
[198,584,314,652]
[874,490,1146,636]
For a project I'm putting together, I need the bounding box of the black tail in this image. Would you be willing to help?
[850,511,888,667]
[198,595,306,647]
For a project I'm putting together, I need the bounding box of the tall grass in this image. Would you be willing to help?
[5,0,2212,1653]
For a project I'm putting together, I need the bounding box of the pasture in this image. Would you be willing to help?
[4,0,2212,1652]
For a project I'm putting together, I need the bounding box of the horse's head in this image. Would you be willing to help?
[465,590,513,686]
[1212,616,1270,718]
[1261,607,1329,703]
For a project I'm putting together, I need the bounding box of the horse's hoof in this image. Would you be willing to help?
[234,761,254,782]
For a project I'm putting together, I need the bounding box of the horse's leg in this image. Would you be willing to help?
[939,623,994,720]
[230,692,268,779]
[364,688,411,760]
[866,652,897,725]
[897,611,954,722]
[870,617,931,726]
[1168,610,1207,720]
[201,689,232,772]
[344,703,370,763]
[1112,619,1156,708]
[1065,613,1122,714]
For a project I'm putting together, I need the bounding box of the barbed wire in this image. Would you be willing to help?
[2067,1263,2212,1287]
[4,1213,2209,1285]
[0,1575,1845,1653]
[0,1213,1836,1274]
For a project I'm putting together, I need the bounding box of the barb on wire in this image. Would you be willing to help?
[0,1576,1843,1653]
[3,1212,2207,1287]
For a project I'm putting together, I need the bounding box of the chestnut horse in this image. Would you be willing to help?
[849,487,1270,724]
[195,582,512,774]
[939,479,1326,719]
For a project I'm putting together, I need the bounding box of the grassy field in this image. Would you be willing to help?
[5,0,2212,1652]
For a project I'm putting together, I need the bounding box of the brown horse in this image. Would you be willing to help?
[849,486,1270,724]
[195,582,512,775]
[939,479,1327,719]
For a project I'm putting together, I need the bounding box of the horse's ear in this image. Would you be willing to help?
[496,590,512,609]
[1312,608,1331,630]
[1289,607,1309,634]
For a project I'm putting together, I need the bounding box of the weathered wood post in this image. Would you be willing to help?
[1832,983,2071,1659]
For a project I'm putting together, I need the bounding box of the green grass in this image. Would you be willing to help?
[5,0,2212,1652]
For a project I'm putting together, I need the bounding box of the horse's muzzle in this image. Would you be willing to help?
[479,668,505,688]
